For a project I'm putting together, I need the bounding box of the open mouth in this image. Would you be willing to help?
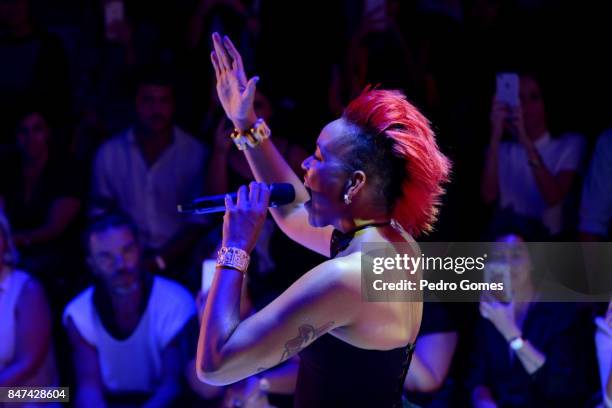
[304,184,313,209]
[305,185,312,197]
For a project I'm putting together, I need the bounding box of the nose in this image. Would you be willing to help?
[301,155,313,171]
[112,254,127,270]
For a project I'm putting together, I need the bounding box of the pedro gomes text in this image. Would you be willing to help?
[370,254,505,292]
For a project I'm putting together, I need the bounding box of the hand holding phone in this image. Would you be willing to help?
[483,261,513,303]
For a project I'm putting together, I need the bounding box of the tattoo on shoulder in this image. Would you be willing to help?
[280,321,335,362]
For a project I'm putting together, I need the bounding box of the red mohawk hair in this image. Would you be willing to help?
[343,88,451,237]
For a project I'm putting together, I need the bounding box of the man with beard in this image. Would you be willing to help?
[63,214,196,407]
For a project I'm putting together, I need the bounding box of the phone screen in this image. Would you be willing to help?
[496,73,519,107]
[104,0,125,40]
[201,259,217,294]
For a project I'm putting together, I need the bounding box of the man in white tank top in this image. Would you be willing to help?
[63,214,196,407]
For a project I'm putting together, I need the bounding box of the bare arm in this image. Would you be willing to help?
[243,139,333,256]
[481,142,500,205]
[197,256,355,385]
[210,32,333,256]
[404,332,457,393]
[525,152,577,207]
[65,317,106,408]
[509,106,579,207]
[481,100,505,205]
[0,278,53,387]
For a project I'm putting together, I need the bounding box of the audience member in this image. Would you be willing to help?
[90,67,209,283]
[0,108,84,286]
[468,233,597,407]
[481,73,586,239]
[0,0,71,144]
[580,130,612,241]
[0,211,59,389]
[63,214,196,408]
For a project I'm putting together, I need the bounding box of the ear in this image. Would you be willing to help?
[346,170,367,199]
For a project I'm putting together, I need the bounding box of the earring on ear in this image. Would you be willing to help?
[344,193,352,205]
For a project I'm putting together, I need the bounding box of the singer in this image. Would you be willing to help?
[196,32,451,407]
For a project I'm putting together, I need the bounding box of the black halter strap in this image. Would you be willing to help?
[329,222,391,258]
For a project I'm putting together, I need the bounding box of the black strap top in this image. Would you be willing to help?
[295,334,415,407]
[293,221,416,407]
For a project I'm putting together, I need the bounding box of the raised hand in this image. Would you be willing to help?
[490,98,507,144]
[479,300,521,341]
[211,32,259,130]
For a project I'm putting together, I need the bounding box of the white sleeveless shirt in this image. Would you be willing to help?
[62,276,195,393]
[0,269,58,386]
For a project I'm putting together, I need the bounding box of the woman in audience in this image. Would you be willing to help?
[469,233,596,407]
[480,73,586,239]
[0,211,59,394]
[0,108,85,285]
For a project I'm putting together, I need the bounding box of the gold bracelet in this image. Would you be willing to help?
[229,118,271,151]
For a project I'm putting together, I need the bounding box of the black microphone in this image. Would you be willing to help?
[177,183,296,214]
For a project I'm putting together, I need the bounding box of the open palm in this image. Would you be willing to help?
[211,32,258,130]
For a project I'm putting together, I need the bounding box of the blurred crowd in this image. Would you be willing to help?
[0,0,611,407]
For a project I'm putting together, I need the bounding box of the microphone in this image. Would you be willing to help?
[177,183,296,214]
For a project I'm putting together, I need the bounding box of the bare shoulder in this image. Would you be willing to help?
[307,254,363,293]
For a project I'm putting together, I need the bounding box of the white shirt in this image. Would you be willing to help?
[580,130,612,237]
[498,132,586,234]
[63,276,196,393]
[92,126,208,249]
[0,269,58,386]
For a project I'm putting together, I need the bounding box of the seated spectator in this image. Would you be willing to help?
[63,214,196,408]
[468,233,596,407]
[90,67,209,283]
[579,130,612,241]
[595,300,612,408]
[0,211,59,389]
[481,72,587,238]
[0,108,84,285]
[0,0,71,144]
[404,302,458,407]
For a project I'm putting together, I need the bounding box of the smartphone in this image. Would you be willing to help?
[201,259,217,294]
[496,73,519,107]
[104,0,125,41]
[483,261,513,303]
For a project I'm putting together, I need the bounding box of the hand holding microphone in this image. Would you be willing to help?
[177,183,295,215]
[179,182,295,255]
